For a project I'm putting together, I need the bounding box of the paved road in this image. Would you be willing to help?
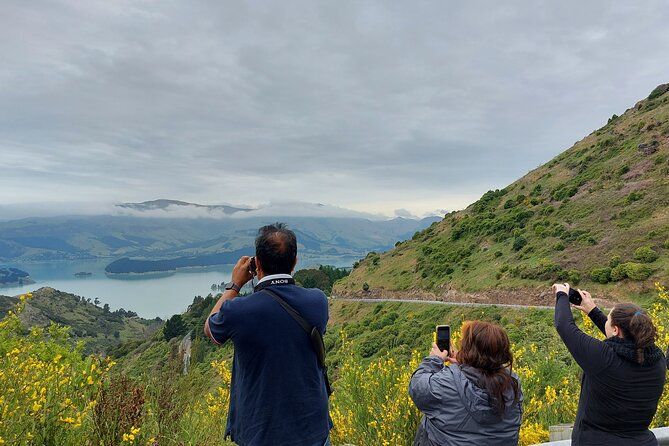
[331,296,554,310]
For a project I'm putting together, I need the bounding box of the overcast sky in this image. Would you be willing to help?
[1,1,668,218]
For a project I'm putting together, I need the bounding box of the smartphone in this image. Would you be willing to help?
[249,257,257,276]
[568,288,582,305]
[436,325,450,353]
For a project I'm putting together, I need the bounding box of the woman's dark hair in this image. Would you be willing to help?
[456,321,519,415]
[255,223,297,275]
[610,303,657,364]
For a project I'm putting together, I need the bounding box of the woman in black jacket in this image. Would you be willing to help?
[553,283,666,446]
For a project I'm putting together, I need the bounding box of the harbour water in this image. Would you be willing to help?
[1,256,356,318]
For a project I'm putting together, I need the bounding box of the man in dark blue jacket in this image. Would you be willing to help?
[204,223,331,446]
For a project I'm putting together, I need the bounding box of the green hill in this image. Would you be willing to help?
[0,287,162,354]
[335,84,669,304]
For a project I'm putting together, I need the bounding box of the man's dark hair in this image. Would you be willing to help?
[255,223,298,275]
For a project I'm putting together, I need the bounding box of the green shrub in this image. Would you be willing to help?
[625,191,644,204]
[649,84,669,100]
[567,270,581,285]
[623,262,653,281]
[494,251,503,258]
[664,239,669,249]
[609,255,622,268]
[551,184,578,201]
[362,282,370,292]
[163,314,188,341]
[634,246,659,263]
[590,267,612,284]
[553,242,566,251]
[512,236,528,251]
[610,264,628,281]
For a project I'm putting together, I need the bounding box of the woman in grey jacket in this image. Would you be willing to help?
[409,321,523,446]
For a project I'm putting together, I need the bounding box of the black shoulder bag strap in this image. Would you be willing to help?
[261,289,333,396]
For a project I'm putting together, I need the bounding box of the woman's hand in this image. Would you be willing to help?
[552,282,570,295]
[430,343,458,364]
[572,289,596,315]
[446,348,459,364]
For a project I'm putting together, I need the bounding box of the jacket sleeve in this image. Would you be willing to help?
[554,292,612,375]
[587,307,608,335]
[409,356,448,415]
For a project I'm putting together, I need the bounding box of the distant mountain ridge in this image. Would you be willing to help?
[335,84,669,303]
[118,199,253,214]
[0,211,441,264]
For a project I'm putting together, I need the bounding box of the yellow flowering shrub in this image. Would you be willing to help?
[329,336,423,446]
[0,294,108,445]
[650,283,669,427]
[2,285,668,446]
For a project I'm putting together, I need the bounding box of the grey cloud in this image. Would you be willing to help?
[1,1,668,216]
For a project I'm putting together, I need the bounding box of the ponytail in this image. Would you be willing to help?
[610,303,657,364]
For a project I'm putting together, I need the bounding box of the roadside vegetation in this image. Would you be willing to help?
[2,284,668,445]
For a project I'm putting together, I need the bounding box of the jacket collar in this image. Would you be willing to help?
[256,273,293,286]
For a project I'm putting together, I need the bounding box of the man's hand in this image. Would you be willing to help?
[552,282,570,296]
[231,256,253,288]
[572,289,596,315]
[430,343,458,364]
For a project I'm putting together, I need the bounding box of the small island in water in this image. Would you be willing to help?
[74,271,93,277]
[0,267,35,287]
[104,249,250,276]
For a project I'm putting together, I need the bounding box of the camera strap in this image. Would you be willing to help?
[261,288,333,397]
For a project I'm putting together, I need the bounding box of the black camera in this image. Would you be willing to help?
[568,288,582,305]
[249,257,257,276]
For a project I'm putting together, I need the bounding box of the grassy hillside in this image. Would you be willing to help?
[335,84,669,304]
[0,287,161,354]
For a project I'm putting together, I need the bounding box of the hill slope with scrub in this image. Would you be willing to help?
[335,84,669,304]
[0,287,162,354]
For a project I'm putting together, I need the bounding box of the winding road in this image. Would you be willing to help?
[331,296,554,310]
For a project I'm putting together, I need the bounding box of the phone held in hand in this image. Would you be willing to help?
[568,288,583,305]
[436,325,450,353]
[249,257,257,276]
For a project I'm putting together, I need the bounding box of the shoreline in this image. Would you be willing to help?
[104,263,235,278]
[0,278,36,289]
